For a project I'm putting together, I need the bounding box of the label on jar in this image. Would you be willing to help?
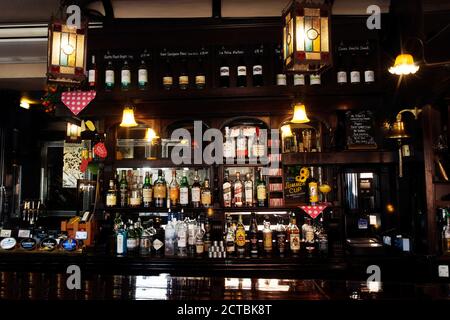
[191,187,201,202]
[290,233,300,251]
[179,75,189,85]
[195,75,206,85]
[220,66,229,76]
[253,65,262,75]
[364,70,375,82]
[276,74,287,86]
[121,70,131,84]
[337,71,347,83]
[237,66,247,76]
[105,70,114,84]
[350,71,361,83]
[180,187,189,205]
[88,69,96,83]
[138,69,148,84]
[294,74,305,86]
[106,194,117,207]
[163,76,173,86]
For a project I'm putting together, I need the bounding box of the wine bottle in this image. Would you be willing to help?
[121,60,131,91]
[138,59,149,90]
[236,56,247,87]
[252,52,263,87]
[219,57,230,88]
[195,58,206,89]
[163,59,173,90]
[88,55,97,89]
[275,45,287,86]
[105,60,115,91]
[350,52,361,84]
[179,58,189,90]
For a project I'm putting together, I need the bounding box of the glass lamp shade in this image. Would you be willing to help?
[291,103,311,124]
[145,128,158,141]
[282,0,331,73]
[388,54,420,75]
[281,124,294,137]
[120,107,138,127]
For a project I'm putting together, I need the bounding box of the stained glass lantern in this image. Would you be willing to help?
[47,20,87,84]
[282,0,332,73]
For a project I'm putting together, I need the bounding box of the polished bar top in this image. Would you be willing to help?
[0,271,449,300]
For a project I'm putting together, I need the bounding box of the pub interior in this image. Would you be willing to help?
[0,0,449,303]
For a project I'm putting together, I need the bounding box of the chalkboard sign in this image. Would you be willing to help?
[345,110,377,149]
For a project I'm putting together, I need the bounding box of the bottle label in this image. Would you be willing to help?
[309,182,318,204]
[88,69,96,84]
[138,69,148,84]
[195,75,206,85]
[129,197,141,206]
[188,226,196,245]
[364,70,375,82]
[236,138,246,158]
[277,233,286,252]
[294,74,305,86]
[245,184,253,204]
[290,233,300,250]
[235,228,246,246]
[306,230,315,242]
[276,74,287,86]
[201,192,211,206]
[234,185,243,206]
[143,188,152,202]
[350,71,361,83]
[191,187,201,202]
[220,67,229,76]
[178,233,187,248]
[196,242,204,254]
[223,182,232,207]
[253,65,262,75]
[106,194,117,207]
[179,75,189,85]
[264,232,272,250]
[163,76,173,85]
[337,71,347,83]
[121,70,131,84]
[257,185,267,200]
[105,70,114,84]
[169,187,179,203]
[127,238,137,249]
[237,66,247,76]
[180,187,189,205]
[153,185,166,199]
[116,234,124,254]
[223,141,236,158]
[310,75,321,85]
[153,239,163,251]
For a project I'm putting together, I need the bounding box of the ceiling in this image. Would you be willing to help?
[0,0,448,91]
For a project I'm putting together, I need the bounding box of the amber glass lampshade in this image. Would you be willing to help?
[291,103,311,124]
[120,106,138,127]
[388,54,420,75]
[388,118,410,139]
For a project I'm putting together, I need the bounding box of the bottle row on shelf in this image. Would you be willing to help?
[106,168,269,210]
[114,211,328,258]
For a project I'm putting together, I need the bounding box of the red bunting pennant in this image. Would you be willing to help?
[61,90,96,116]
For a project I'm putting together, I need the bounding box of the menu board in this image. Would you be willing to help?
[345,110,377,150]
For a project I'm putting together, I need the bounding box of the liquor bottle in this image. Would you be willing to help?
[252,53,263,87]
[256,170,267,207]
[236,128,247,159]
[288,212,300,255]
[223,171,232,208]
[195,58,206,89]
[363,41,375,84]
[302,218,316,255]
[152,217,165,256]
[121,60,131,91]
[116,224,127,255]
[187,217,197,256]
[105,60,115,91]
[138,59,149,90]
[235,214,246,256]
[309,73,321,85]
[350,53,361,84]
[126,221,138,253]
[191,170,201,208]
[251,127,265,158]
[176,212,188,256]
[163,59,173,90]
[153,169,167,208]
[195,219,205,256]
[244,173,254,207]
[275,216,286,255]
[204,217,212,253]
[201,178,212,208]
[165,215,176,256]
[263,215,273,254]
[106,179,117,208]
[129,175,142,208]
[177,171,188,207]
[237,56,247,87]
[275,45,287,86]
[308,166,319,205]
[142,172,153,208]
[317,216,328,256]
[293,74,305,86]
[249,212,259,256]
[119,170,128,208]
[223,126,236,159]
[337,50,348,85]
[224,215,235,255]
[88,55,97,89]
[179,58,189,90]
[219,57,230,88]
[233,172,243,207]
[169,169,180,206]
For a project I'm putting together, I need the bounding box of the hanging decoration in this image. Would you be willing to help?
[61,90,96,116]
